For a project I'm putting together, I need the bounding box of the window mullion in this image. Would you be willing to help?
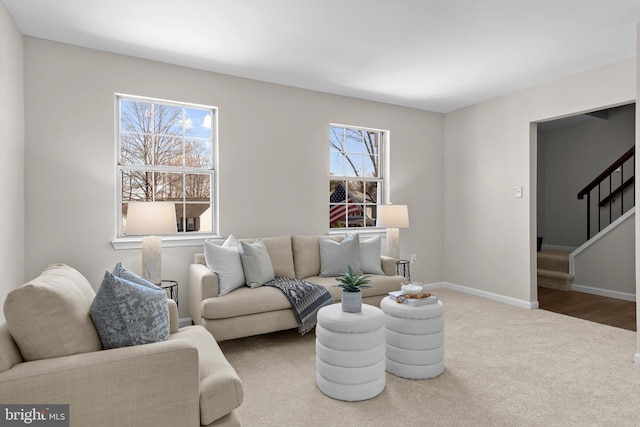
[181,173,186,234]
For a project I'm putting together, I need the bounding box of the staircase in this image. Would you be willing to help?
[577,146,634,240]
[537,146,635,291]
[538,146,634,292]
[537,249,574,291]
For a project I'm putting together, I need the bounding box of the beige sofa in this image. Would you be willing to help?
[189,234,406,342]
[0,264,243,427]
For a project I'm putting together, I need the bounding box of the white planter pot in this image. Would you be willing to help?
[341,290,362,313]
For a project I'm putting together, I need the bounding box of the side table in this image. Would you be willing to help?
[396,259,410,281]
[380,296,444,379]
[315,304,386,401]
[160,280,179,307]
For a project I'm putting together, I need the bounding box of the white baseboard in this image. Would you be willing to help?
[422,282,538,309]
[571,283,636,302]
[179,317,193,328]
[635,353,640,365]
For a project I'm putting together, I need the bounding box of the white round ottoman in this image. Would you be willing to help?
[315,303,386,401]
[380,296,445,379]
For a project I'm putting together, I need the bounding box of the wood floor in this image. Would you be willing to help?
[537,287,637,331]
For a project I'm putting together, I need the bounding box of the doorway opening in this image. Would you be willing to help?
[535,103,636,331]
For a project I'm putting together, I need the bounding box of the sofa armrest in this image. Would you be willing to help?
[0,339,201,427]
[189,263,219,324]
[194,253,206,265]
[381,256,397,276]
[168,298,179,334]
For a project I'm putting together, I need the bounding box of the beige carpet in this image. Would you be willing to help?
[219,288,640,426]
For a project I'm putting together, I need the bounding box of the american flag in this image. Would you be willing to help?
[329,182,361,225]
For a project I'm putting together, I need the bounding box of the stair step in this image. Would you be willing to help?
[537,268,574,281]
[537,249,570,272]
[537,268,574,291]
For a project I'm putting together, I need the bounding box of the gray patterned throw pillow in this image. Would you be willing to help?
[112,261,157,287]
[90,270,169,349]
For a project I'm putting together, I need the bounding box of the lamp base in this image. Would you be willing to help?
[141,235,162,285]
[386,227,400,260]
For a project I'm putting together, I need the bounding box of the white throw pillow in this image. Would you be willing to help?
[240,240,275,288]
[359,235,385,275]
[204,235,245,296]
[319,234,361,277]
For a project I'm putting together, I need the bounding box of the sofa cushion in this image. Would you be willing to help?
[319,233,361,276]
[259,235,295,278]
[169,326,244,425]
[3,263,102,361]
[292,234,342,279]
[240,240,275,288]
[359,235,385,275]
[205,235,246,296]
[91,270,169,349]
[202,286,291,319]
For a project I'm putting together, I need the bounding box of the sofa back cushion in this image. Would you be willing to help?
[256,236,295,279]
[3,264,102,361]
[292,235,342,279]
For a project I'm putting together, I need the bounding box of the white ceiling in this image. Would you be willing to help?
[4,0,640,113]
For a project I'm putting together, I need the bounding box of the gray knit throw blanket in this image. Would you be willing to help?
[264,277,334,335]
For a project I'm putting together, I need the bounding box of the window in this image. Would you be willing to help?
[116,94,216,237]
[329,124,385,229]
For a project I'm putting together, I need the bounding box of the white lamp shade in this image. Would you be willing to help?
[126,202,177,236]
[376,204,409,228]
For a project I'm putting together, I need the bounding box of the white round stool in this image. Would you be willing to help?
[380,296,445,379]
[315,303,386,401]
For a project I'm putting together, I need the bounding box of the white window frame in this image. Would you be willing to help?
[329,123,390,234]
[112,94,219,249]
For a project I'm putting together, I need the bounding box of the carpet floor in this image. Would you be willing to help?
[218,288,640,427]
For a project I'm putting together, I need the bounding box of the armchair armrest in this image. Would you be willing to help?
[189,263,219,324]
[0,339,200,427]
[381,256,397,276]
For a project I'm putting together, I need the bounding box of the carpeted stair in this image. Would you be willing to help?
[537,249,574,291]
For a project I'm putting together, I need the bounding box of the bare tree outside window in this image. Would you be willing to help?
[329,125,384,229]
[117,95,216,236]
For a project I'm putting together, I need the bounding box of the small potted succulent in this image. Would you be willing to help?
[334,265,373,313]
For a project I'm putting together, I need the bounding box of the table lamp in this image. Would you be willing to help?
[376,204,409,260]
[125,201,177,285]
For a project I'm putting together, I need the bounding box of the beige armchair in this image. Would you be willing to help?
[0,264,243,427]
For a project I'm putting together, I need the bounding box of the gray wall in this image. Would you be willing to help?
[538,104,636,248]
[444,58,636,303]
[573,210,635,296]
[0,4,25,323]
[22,38,445,319]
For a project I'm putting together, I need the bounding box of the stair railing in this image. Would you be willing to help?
[577,146,635,240]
